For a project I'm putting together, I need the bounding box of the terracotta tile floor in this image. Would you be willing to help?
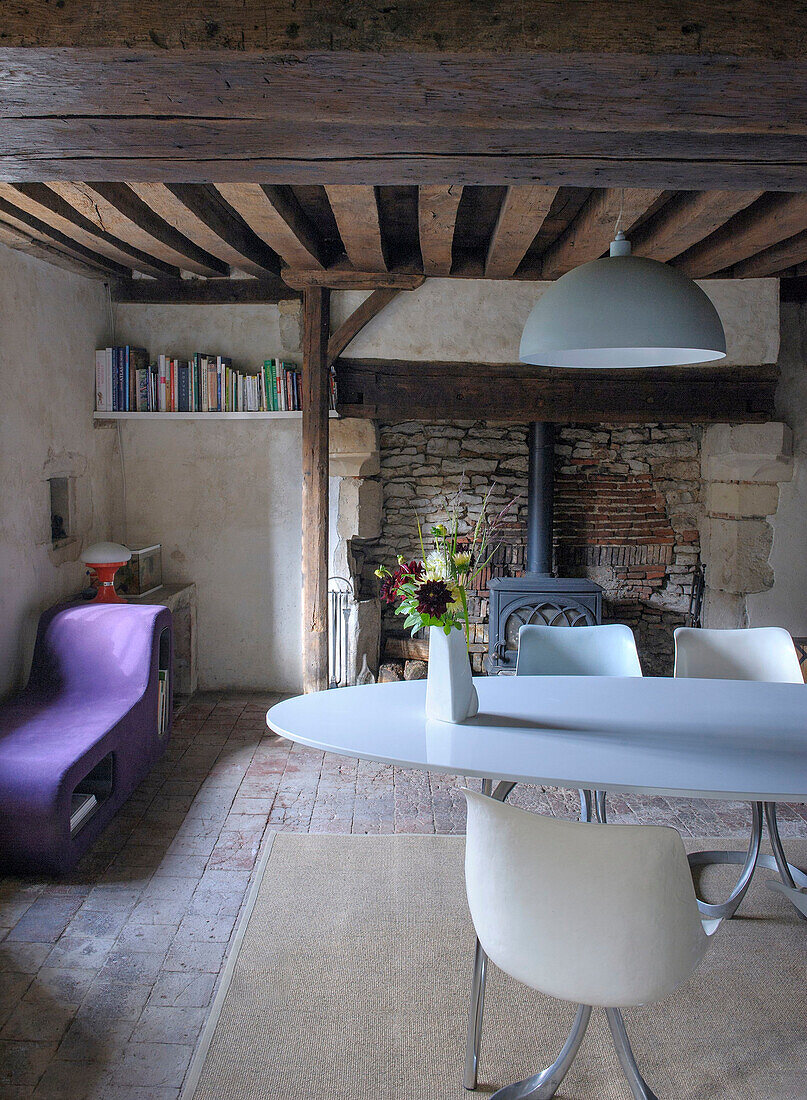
[1,690,806,1098]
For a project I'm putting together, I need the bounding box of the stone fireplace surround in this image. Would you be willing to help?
[328,417,793,682]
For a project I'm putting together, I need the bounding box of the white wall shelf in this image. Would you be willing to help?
[94,411,339,420]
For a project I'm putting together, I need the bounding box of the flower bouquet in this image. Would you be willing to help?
[375,489,516,722]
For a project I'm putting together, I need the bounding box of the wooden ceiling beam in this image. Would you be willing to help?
[540,188,664,279]
[0,183,180,278]
[418,186,463,276]
[0,196,131,278]
[49,183,228,277]
[282,268,424,291]
[485,186,558,278]
[631,190,764,262]
[110,277,299,305]
[675,193,807,277]
[0,3,796,53]
[325,187,387,272]
[128,183,281,277]
[335,358,777,424]
[5,51,806,189]
[215,184,328,269]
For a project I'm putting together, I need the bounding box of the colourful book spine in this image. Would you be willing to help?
[136,368,149,412]
[269,359,278,411]
[177,363,190,412]
[112,347,120,411]
[158,355,168,413]
[95,349,107,411]
[106,348,113,412]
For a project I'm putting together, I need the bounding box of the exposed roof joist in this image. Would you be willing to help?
[675,193,807,277]
[540,189,665,279]
[0,196,130,279]
[418,186,463,276]
[130,184,281,276]
[215,184,328,270]
[49,183,227,277]
[0,183,181,278]
[325,187,387,272]
[631,191,765,263]
[485,186,558,278]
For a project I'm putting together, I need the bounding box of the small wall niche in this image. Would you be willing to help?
[49,476,72,546]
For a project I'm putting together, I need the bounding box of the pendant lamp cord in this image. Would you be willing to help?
[614,187,625,238]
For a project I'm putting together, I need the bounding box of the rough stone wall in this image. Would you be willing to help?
[375,420,703,676]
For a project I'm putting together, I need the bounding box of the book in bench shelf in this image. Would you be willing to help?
[70,791,98,835]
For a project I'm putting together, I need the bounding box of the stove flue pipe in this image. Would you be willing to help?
[525,422,555,575]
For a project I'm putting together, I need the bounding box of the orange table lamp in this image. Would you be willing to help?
[81,542,132,603]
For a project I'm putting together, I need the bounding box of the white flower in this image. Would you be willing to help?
[424,550,448,580]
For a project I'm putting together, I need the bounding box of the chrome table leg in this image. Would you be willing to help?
[489,1004,592,1100]
[579,789,593,823]
[594,790,607,824]
[605,1008,661,1100]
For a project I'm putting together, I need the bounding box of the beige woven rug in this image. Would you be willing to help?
[185,833,807,1100]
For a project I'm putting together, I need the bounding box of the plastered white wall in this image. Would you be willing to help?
[747,302,807,634]
[113,303,302,691]
[0,245,121,698]
[331,278,780,365]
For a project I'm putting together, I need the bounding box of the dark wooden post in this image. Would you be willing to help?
[301,286,331,693]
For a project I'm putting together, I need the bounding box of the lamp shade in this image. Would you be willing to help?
[519,236,727,368]
[81,541,132,564]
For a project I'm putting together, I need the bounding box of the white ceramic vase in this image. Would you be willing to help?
[425,625,479,723]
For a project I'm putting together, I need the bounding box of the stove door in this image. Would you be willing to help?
[490,599,597,671]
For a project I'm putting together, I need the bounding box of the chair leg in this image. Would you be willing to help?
[595,790,607,824]
[605,1008,661,1100]
[764,802,807,921]
[687,802,763,919]
[490,1004,592,1100]
[464,938,488,1090]
[579,789,593,823]
[464,777,516,1090]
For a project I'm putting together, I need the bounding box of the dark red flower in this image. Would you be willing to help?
[380,560,423,604]
[415,579,452,618]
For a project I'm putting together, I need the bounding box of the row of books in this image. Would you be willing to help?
[94,348,335,413]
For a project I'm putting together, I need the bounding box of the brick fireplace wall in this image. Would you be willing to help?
[375,421,703,676]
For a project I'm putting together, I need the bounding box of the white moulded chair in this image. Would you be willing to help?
[463,790,721,1100]
[516,622,644,679]
[517,623,642,825]
[464,622,644,1092]
[673,626,807,920]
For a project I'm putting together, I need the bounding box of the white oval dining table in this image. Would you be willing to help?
[267,675,807,803]
[267,674,807,1094]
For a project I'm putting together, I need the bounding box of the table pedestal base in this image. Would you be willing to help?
[688,802,807,921]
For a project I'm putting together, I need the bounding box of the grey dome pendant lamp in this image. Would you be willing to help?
[519,223,727,369]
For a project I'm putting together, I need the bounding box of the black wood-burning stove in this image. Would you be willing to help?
[486,423,602,673]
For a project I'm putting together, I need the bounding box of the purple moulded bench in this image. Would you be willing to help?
[0,602,173,875]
